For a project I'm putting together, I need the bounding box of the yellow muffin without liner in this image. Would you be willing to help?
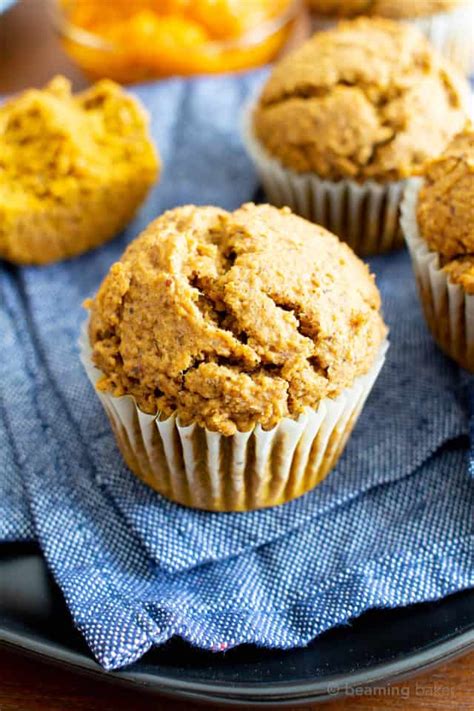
[0,76,159,265]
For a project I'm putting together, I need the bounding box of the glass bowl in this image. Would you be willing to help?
[52,0,300,84]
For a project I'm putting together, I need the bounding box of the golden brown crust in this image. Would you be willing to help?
[253,18,469,182]
[88,203,387,436]
[0,76,159,265]
[305,0,466,18]
[443,256,474,294]
[417,125,474,258]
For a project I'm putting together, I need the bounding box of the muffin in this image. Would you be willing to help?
[81,203,388,511]
[306,1,474,74]
[243,18,470,255]
[401,125,474,371]
[306,0,463,15]
[0,76,159,265]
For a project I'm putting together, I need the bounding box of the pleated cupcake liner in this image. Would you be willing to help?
[242,103,406,255]
[310,2,474,75]
[79,323,388,511]
[401,178,474,372]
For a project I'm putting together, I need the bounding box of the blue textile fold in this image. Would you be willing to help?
[0,318,34,539]
[0,73,473,669]
[463,373,474,479]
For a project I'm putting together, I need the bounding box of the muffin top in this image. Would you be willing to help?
[305,0,466,19]
[0,76,159,216]
[417,125,474,258]
[88,203,386,435]
[252,18,469,182]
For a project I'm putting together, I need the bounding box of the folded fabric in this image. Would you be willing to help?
[0,73,473,670]
[464,372,474,478]
[0,411,32,543]
[0,269,34,543]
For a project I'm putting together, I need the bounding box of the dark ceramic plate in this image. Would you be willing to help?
[0,543,473,706]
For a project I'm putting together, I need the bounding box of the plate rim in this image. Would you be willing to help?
[1,623,473,706]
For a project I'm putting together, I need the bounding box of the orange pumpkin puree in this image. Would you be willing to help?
[60,0,294,83]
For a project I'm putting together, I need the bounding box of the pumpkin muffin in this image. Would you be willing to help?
[306,0,466,19]
[306,1,474,74]
[401,125,474,371]
[0,76,159,265]
[82,203,388,511]
[245,18,470,255]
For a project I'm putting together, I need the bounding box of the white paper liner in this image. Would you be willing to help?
[400,178,474,371]
[310,2,474,74]
[242,103,406,255]
[79,323,388,511]
[412,2,474,74]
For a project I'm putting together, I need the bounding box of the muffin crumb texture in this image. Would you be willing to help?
[89,203,386,436]
[253,18,469,182]
[0,76,159,264]
[306,0,466,18]
[417,125,474,267]
[442,256,474,293]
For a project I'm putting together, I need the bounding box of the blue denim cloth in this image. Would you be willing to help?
[0,74,473,670]
[0,315,33,542]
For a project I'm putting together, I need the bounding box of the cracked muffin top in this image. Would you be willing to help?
[0,76,159,264]
[305,0,466,18]
[88,203,387,435]
[417,125,474,259]
[252,18,470,182]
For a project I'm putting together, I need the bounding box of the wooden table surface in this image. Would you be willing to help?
[1,1,473,709]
